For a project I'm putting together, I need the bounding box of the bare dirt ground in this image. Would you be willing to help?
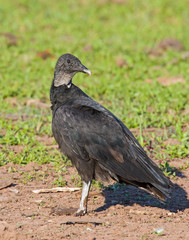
[1,158,189,240]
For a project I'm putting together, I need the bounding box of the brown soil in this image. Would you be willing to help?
[147,38,184,57]
[1,158,189,240]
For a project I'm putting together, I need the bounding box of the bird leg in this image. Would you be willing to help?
[74,180,91,216]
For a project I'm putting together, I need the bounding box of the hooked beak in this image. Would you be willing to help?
[81,65,92,76]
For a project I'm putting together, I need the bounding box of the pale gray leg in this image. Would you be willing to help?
[75,180,91,216]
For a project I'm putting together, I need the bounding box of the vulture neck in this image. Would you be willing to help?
[53,73,72,88]
[50,81,88,112]
[50,81,82,109]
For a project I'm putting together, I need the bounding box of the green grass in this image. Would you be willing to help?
[0,0,189,180]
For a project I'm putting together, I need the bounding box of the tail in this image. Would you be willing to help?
[148,182,173,201]
[119,177,173,201]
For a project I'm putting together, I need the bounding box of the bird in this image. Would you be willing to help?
[50,53,172,216]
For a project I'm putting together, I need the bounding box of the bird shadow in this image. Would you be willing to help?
[95,180,189,213]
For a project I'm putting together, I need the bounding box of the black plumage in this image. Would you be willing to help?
[50,53,172,216]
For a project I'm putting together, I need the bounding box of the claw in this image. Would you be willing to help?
[74,208,86,216]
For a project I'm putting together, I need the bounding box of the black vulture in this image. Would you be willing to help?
[50,53,172,216]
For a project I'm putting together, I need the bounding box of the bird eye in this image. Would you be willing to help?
[67,59,70,64]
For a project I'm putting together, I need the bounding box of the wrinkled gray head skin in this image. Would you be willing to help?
[53,53,91,87]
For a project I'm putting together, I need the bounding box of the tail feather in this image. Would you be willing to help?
[146,185,166,201]
[151,182,172,200]
[119,177,172,201]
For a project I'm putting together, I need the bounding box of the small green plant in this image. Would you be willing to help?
[53,175,67,187]
[180,161,189,170]
[159,161,176,177]
[71,174,82,187]
[91,179,104,189]
[164,144,189,158]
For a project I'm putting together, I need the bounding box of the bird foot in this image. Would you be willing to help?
[74,208,86,216]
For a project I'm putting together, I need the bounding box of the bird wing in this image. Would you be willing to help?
[53,99,170,188]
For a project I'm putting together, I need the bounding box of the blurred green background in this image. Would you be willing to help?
[0,0,188,175]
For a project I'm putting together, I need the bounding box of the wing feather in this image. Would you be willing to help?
[53,101,170,189]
